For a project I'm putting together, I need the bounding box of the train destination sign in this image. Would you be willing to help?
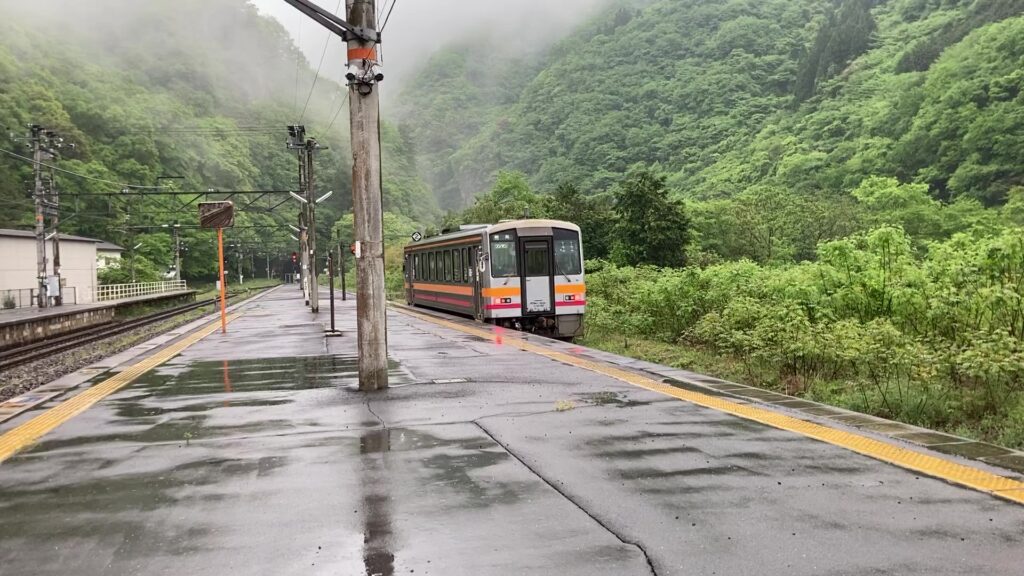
[198,201,235,229]
[411,231,423,242]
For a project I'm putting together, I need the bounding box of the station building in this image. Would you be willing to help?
[0,229,121,307]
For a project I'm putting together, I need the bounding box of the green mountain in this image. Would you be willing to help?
[0,0,436,279]
[395,0,1024,208]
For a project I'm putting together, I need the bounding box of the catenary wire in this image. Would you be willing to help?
[0,147,156,190]
[299,0,345,123]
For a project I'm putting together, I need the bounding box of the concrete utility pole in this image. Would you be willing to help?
[305,136,320,313]
[289,125,311,305]
[172,225,182,281]
[347,0,389,390]
[26,125,65,307]
[30,125,48,309]
[338,243,347,301]
[51,181,62,305]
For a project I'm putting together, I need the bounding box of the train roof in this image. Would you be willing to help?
[405,219,580,250]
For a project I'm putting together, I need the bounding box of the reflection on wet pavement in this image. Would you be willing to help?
[360,429,395,576]
[23,355,413,453]
[154,355,411,395]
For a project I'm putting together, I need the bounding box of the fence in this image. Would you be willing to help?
[1,287,79,310]
[1,289,37,310]
[92,280,188,303]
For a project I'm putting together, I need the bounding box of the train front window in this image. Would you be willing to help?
[490,232,518,278]
[553,229,582,276]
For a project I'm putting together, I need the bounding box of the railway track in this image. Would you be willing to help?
[0,298,219,372]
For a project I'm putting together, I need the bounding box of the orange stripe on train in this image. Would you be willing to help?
[481,287,521,298]
[412,283,474,296]
[555,284,586,295]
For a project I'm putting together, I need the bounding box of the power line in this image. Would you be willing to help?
[380,0,398,34]
[106,127,282,136]
[58,189,295,197]
[299,0,344,123]
[0,147,156,189]
[325,92,351,133]
[294,11,303,119]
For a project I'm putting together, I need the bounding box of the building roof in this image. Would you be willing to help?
[0,228,106,244]
[96,241,124,252]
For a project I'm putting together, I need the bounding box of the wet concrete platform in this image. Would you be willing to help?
[1,286,1023,575]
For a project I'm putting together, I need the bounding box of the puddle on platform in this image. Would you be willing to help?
[574,391,658,409]
[146,355,412,395]
[25,356,412,452]
[359,427,530,508]
[929,441,1013,459]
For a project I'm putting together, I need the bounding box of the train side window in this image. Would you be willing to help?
[553,229,583,276]
[428,253,435,281]
[412,254,419,280]
[444,250,453,282]
[454,249,463,283]
[490,232,518,277]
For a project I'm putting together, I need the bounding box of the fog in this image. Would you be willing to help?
[251,0,614,100]
[0,0,613,121]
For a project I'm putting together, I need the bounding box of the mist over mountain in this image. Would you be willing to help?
[393,0,1024,209]
[251,0,617,105]
[0,0,437,279]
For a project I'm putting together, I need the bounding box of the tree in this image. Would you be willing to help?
[547,182,615,259]
[611,166,690,268]
[456,170,549,225]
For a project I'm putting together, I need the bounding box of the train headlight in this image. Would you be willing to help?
[501,298,513,304]
[564,295,575,302]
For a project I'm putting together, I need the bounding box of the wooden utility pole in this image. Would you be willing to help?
[281,0,388,390]
[347,0,388,390]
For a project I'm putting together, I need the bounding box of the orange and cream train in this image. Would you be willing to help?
[403,219,585,338]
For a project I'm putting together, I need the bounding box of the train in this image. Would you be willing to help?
[403,219,585,339]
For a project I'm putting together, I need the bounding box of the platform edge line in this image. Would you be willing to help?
[0,314,241,464]
[392,306,1024,506]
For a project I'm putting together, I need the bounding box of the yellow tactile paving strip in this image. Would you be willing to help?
[0,314,240,464]
[396,307,1024,505]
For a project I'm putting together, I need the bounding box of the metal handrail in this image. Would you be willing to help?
[1,288,37,310]
[92,280,188,302]
[0,286,79,309]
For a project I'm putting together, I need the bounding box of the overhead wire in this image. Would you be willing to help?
[380,0,398,34]
[325,92,350,134]
[294,12,303,119]
[0,147,156,190]
[299,0,345,123]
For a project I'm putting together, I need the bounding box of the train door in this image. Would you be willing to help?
[520,238,554,315]
[470,247,483,321]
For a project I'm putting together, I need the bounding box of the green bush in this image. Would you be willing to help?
[585,225,1024,448]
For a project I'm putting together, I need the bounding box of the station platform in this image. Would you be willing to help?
[0,289,195,349]
[1,285,1023,575]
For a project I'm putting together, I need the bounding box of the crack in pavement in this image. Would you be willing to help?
[472,417,660,576]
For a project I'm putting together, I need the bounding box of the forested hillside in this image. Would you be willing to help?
[390,0,1024,447]
[396,0,1023,208]
[0,0,436,280]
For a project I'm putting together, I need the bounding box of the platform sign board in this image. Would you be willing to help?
[199,201,235,229]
